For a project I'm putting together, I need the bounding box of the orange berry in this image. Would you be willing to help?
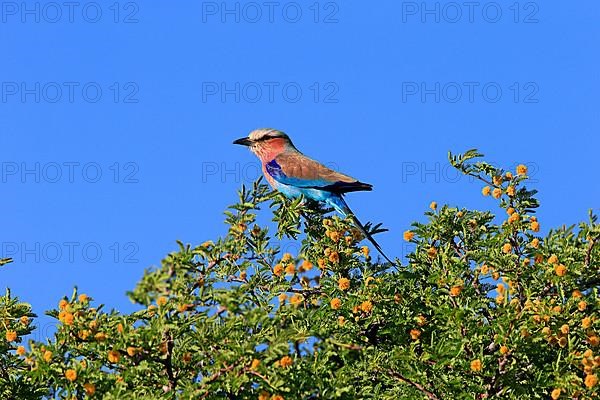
[409,329,421,340]
[157,296,168,307]
[126,347,138,357]
[360,300,373,313]
[482,186,491,196]
[258,391,270,400]
[328,251,340,264]
[427,247,437,258]
[278,355,293,368]
[542,327,551,336]
[403,231,415,241]
[338,277,350,291]
[289,294,303,307]
[273,264,284,277]
[552,306,562,313]
[63,312,74,326]
[450,285,463,297]
[108,350,121,363]
[65,369,77,382]
[59,299,68,310]
[84,383,95,395]
[516,164,527,175]
[470,359,482,372]
[330,298,341,310]
[584,374,598,388]
[301,260,313,271]
[250,358,260,370]
[285,264,295,275]
[361,246,370,257]
[5,330,17,342]
[554,264,567,277]
[328,231,341,242]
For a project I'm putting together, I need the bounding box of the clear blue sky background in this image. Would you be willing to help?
[1,1,598,339]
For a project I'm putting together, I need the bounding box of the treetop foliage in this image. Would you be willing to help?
[1,151,598,399]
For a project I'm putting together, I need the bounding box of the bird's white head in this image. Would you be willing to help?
[233,128,295,161]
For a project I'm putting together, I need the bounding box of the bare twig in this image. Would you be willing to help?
[386,369,439,400]
[584,235,597,268]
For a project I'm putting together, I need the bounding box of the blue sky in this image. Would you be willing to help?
[1,1,598,339]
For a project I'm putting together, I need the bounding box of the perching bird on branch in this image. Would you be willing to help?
[233,128,393,264]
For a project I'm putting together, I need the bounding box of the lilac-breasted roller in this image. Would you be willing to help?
[233,128,393,264]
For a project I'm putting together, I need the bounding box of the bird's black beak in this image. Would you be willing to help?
[233,137,253,146]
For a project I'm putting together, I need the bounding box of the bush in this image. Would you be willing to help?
[1,151,598,399]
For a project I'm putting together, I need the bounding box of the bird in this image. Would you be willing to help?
[233,128,394,264]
